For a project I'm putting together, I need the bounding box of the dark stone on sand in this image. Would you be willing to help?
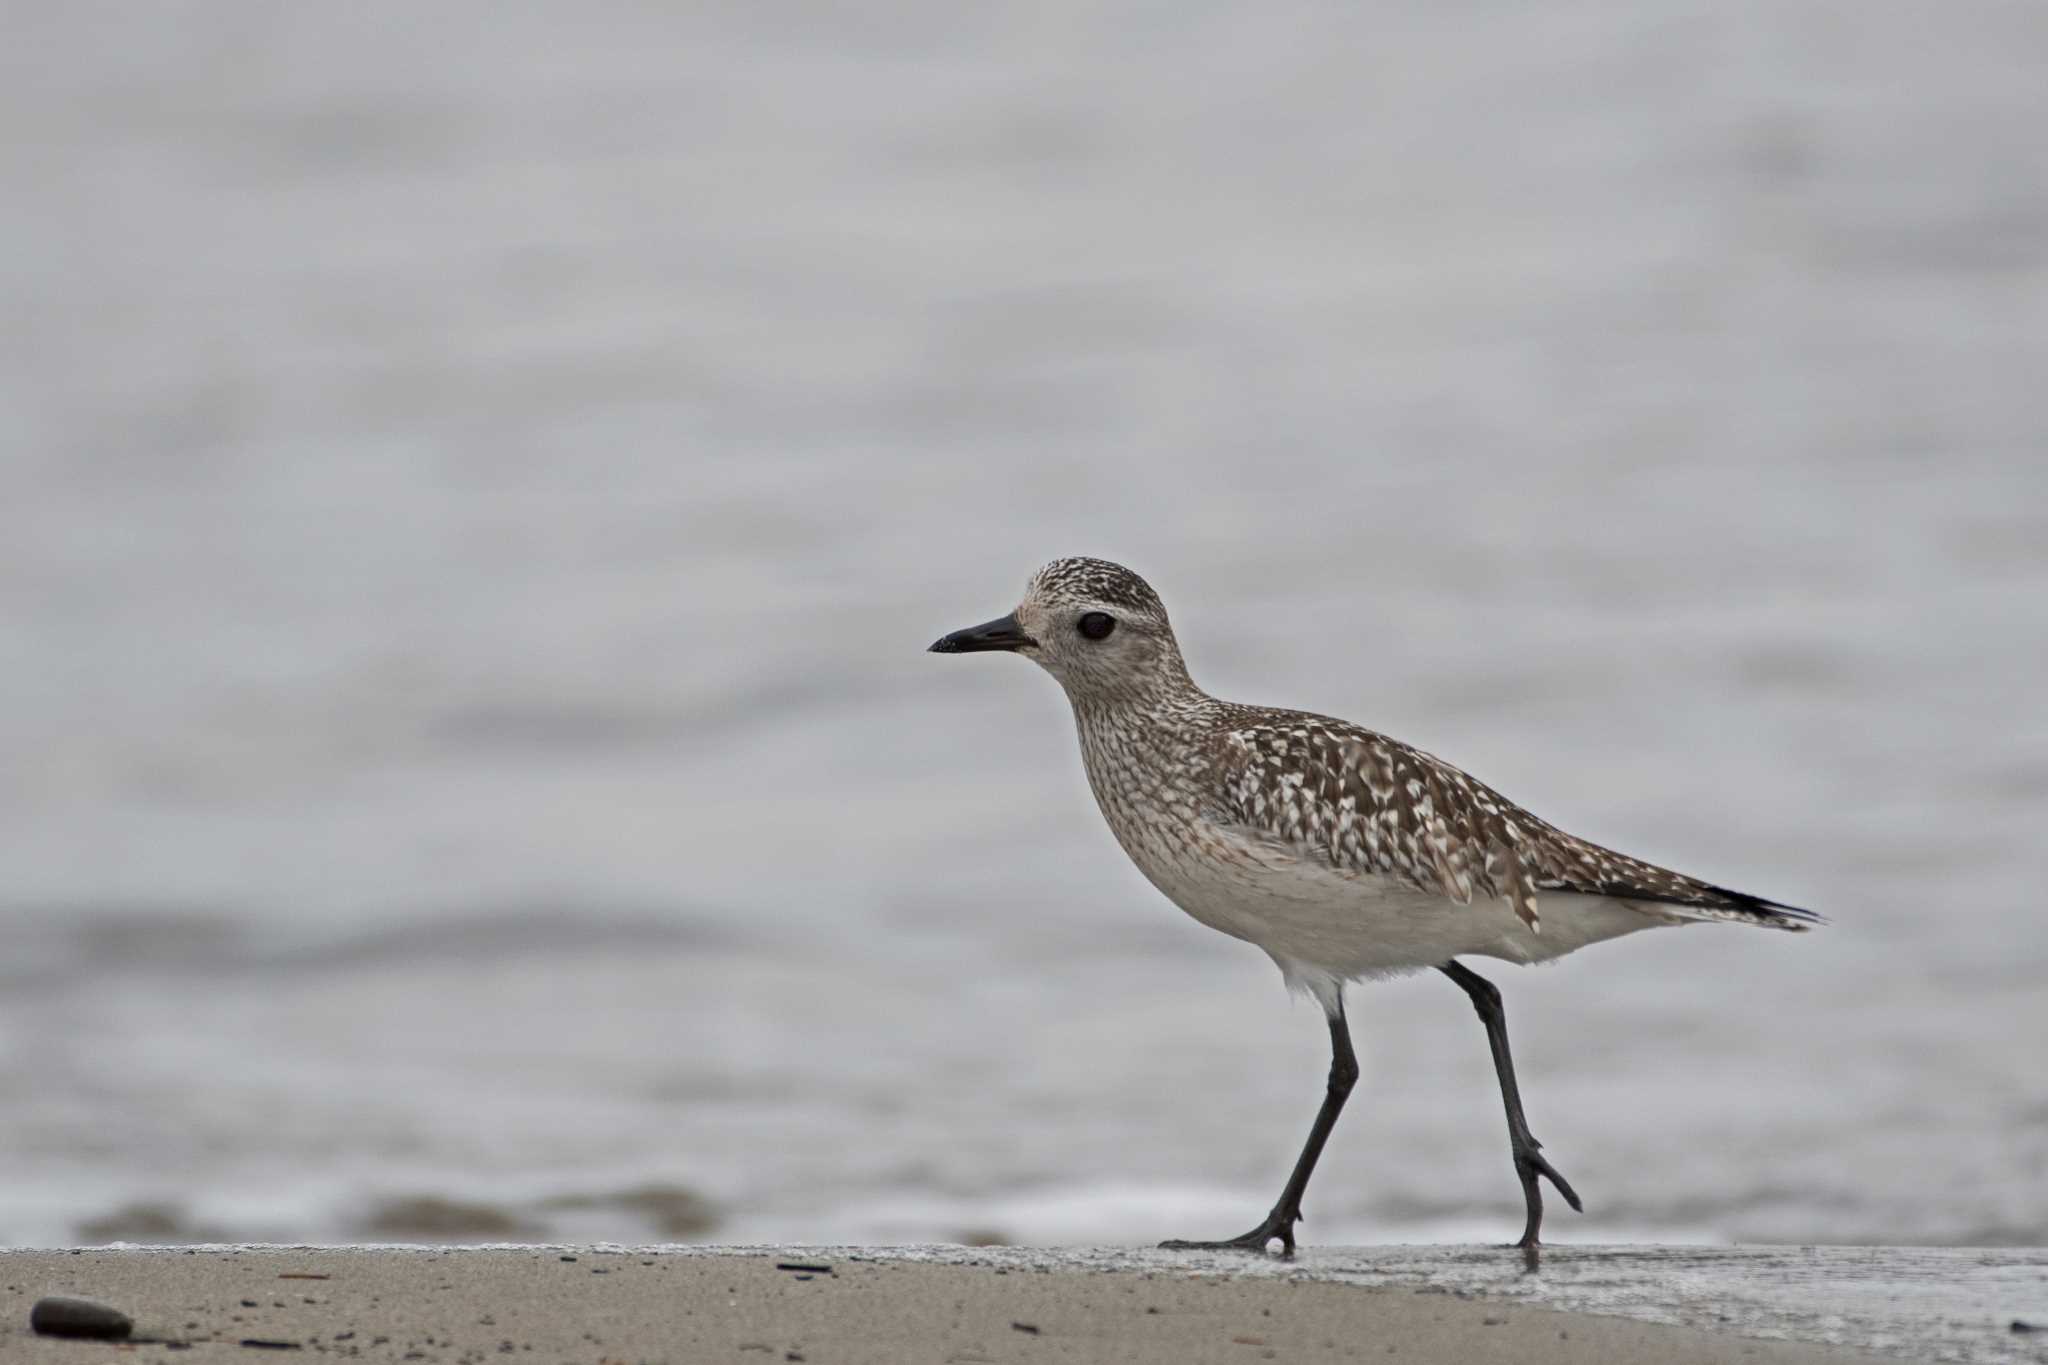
[31,1295,134,1340]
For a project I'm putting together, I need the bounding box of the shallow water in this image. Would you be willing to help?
[3,3,2046,1249]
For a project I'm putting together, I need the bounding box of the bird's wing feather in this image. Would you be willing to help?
[1208,708,1820,932]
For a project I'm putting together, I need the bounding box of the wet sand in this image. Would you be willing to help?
[0,1246,1919,1365]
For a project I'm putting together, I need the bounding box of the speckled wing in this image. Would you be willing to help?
[1209,710,1820,932]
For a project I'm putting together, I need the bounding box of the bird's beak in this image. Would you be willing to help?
[928,612,1036,654]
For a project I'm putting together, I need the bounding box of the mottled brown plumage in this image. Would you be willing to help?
[1206,705,1818,935]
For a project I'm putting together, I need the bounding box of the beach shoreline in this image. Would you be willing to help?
[7,1244,2037,1364]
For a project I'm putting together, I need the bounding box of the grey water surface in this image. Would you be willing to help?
[3,3,2046,1249]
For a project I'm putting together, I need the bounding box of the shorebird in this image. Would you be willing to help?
[930,557,1819,1266]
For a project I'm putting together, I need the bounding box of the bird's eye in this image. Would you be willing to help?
[1077,612,1116,641]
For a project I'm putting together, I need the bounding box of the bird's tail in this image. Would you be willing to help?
[1667,885,1825,932]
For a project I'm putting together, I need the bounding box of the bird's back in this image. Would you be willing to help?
[1205,703,1819,930]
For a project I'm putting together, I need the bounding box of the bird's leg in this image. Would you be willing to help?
[1439,960,1582,1270]
[1161,1003,1358,1258]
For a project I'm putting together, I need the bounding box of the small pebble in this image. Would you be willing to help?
[30,1295,133,1340]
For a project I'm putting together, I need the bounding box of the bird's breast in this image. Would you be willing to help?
[1075,726,1326,933]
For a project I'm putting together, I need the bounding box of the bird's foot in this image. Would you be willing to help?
[1160,1208,1299,1258]
[1510,1140,1582,1274]
[1516,1143,1582,1214]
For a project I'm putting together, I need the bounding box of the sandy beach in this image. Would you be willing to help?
[12,1244,2032,1365]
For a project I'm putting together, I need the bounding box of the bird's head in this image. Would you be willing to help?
[929,557,1192,705]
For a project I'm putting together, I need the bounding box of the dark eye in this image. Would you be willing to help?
[1077,611,1116,641]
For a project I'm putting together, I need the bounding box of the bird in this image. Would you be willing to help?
[929,556,1820,1268]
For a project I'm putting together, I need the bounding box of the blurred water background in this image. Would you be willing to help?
[4,3,2047,1250]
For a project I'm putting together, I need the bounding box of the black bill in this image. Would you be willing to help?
[928,612,1036,654]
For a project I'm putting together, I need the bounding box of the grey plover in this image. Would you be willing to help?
[930,556,1819,1266]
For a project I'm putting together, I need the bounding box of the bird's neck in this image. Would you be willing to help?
[1067,674,1218,838]
[1067,667,1213,739]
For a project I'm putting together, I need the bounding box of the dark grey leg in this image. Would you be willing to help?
[1440,960,1582,1269]
[1160,1002,1359,1257]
